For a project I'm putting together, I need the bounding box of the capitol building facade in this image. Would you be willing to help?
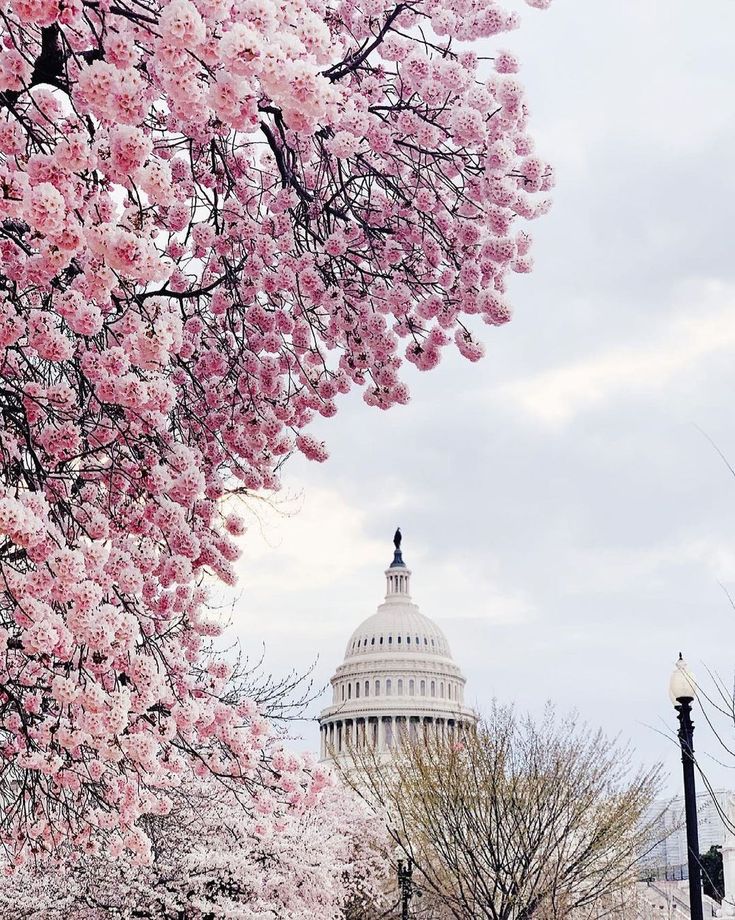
[319,531,476,761]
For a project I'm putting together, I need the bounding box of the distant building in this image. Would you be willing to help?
[318,531,476,762]
[643,789,730,880]
[636,880,718,918]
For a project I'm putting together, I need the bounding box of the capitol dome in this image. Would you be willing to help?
[319,531,476,761]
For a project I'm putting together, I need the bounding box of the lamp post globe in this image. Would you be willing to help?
[670,653,703,920]
[669,654,696,705]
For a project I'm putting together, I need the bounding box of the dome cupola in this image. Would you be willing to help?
[319,531,476,761]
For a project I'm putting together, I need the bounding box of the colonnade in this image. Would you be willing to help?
[319,714,467,760]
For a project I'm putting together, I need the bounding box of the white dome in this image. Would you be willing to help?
[344,603,452,660]
[318,531,476,762]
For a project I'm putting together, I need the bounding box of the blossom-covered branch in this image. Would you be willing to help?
[0,0,552,862]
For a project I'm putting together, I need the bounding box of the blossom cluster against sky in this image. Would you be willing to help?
[228,0,735,791]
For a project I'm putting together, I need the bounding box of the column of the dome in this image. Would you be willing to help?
[385,565,412,599]
[377,716,385,751]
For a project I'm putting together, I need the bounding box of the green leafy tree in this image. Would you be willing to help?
[701,846,723,903]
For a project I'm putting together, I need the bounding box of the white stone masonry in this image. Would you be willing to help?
[318,532,476,762]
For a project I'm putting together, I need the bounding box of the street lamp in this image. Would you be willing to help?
[669,653,703,920]
[397,858,413,920]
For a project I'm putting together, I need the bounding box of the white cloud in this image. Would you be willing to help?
[416,557,535,627]
[218,482,534,646]
[230,481,389,594]
[498,282,735,426]
[556,535,735,599]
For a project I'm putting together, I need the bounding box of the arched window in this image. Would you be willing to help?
[364,680,370,697]
[416,636,420,645]
[407,636,411,644]
[388,636,393,645]
[448,684,452,700]
[371,637,375,645]
[409,679,415,696]
[424,637,428,645]
[341,684,345,701]
[375,679,381,696]
[420,679,426,696]
[355,682,360,698]
[397,635,401,644]
[397,679,403,696]
[380,636,384,645]
[431,680,436,697]
[440,682,445,698]
[386,679,392,696]
[348,682,352,699]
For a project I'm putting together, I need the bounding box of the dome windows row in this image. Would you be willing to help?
[336,676,462,704]
[349,633,447,655]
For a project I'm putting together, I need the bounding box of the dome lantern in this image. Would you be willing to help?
[385,527,411,601]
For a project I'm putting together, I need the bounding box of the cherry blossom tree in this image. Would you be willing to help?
[0,768,391,918]
[0,0,553,863]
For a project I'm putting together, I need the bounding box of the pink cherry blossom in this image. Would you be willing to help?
[0,776,390,920]
[22,182,66,234]
[0,0,553,864]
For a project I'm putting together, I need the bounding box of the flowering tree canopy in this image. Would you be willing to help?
[0,0,552,864]
[0,771,390,918]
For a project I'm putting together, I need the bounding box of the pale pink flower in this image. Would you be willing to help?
[23,182,66,235]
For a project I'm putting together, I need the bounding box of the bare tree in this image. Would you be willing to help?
[343,703,663,920]
[540,883,672,920]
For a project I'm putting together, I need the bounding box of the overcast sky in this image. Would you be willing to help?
[221,0,735,794]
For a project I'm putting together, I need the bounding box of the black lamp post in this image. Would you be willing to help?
[669,653,704,920]
[398,858,413,920]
